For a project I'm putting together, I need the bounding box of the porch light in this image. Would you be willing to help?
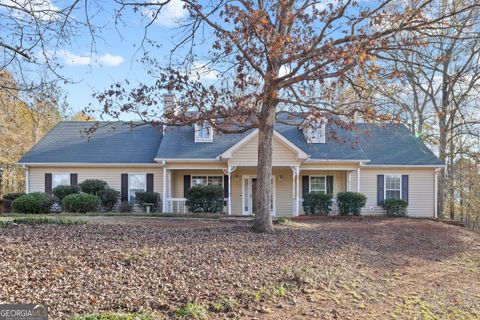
[235,174,239,181]
[279,175,283,182]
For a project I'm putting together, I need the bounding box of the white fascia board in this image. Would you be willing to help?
[220,129,259,159]
[220,129,309,160]
[19,162,162,167]
[360,164,446,168]
[154,158,223,162]
[305,159,370,163]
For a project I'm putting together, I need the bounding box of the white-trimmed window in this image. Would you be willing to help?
[385,174,401,200]
[129,173,146,203]
[304,122,326,143]
[195,122,213,142]
[52,173,70,188]
[310,176,326,193]
[192,175,223,187]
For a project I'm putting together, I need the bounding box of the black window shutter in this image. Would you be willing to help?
[121,174,128,202]
[302,175,309,197]
[45,173,52,194]
[326,176,334,194]
[146,173,154,192]
[223,175,229,199]
[70,173,78,186]
[402,175,409,203]
[377,175,384,206]
[183,175,191,197]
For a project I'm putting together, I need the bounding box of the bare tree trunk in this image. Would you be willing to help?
[253,97,276,233]
[438,126,447,218]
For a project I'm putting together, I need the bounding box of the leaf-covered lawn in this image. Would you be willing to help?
[0,217,478,319]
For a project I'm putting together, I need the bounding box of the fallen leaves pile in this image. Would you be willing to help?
[0,217,479,319]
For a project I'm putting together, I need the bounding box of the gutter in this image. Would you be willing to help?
[360,164,446,168]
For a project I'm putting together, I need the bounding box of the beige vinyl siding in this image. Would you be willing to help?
[170,170,225,198]
[298,170,348,215]
[28,166,164,195]
[359,168,436,217]
[229,135,298,166]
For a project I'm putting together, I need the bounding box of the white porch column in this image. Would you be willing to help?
[434,168,439,218]
[291,166,300,216]
[168,169,172,212]
[25,166,29,194]
[356,167,361,192]
[162,162,167,213]
[223,165,236,215]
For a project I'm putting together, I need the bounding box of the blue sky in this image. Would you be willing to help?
[52,0,192,119]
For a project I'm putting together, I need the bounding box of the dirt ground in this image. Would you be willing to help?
[0,216,478,319]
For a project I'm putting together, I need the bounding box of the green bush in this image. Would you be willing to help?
[302,192,333,215]
[11,192,53,214]
[134,191,159,211]
[119,201,132,213]
[186,185,224,213]
[63,193,100,213]
[336,192,367,216]
[176,303,209,320]
[53,185,81,202]
[382,198,408,217]
[1,192,26,212]
[78,179,108,196]
[99,188,119,211]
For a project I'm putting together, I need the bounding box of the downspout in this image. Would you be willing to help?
[356,166,361,192]
[24,165,29,194]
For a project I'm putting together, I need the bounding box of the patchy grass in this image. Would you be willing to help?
[69,312,161,320]
[0,217,86,227]
[0,217,478,319]
[175,303,209,319]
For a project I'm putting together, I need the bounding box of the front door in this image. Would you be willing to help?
[242,175,275,216]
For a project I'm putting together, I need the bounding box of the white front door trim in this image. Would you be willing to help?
[241,175,276,216]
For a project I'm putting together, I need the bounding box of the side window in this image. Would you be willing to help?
[129,173,146,203]
[52,173,70,188]
[310,176,326,193]
[385,174,401,199]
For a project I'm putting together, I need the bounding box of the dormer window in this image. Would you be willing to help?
[304,121,326,143]
[195,121,213,142]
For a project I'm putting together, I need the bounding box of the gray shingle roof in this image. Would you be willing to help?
[19,121,163,164]
[351,123,444,165]
[19,120,443,166]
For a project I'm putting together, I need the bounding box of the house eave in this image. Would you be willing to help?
[360,164,446,168]
[154,158,223,163]
[18,162,161,167]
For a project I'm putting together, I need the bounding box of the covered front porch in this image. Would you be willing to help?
[162,164,360,216]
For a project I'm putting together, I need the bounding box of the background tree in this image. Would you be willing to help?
[0,70,62,195]
[367,0,480,218]
[92,0,477,232]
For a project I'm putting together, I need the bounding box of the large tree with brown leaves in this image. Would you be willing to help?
[93,0,477,232]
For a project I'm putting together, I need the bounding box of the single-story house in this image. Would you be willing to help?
[18,104,444,217]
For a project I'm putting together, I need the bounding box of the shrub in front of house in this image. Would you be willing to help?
[336,192,367,216]
[11,192,53,214]
[302,192,333,215]
[1,192,26,212]
[78,179,108,196]
[382,199,408,217]
[63,193,100,213]
[119,200,133,212]
[135,191,159,211]
[186,185,224,213]
[53,185,81,202]
[98,188,119,211]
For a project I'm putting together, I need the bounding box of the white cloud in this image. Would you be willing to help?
[0,0,60,21]
[144,0,188,27]
[52,50,125,67]
[191,62,218,80]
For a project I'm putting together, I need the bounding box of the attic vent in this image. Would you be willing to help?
[195,121,213,142]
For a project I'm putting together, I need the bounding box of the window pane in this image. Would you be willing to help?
[53,173,70,188]
[208,176,223,186]
[192,176,207,186]
[310,176,326,193]
[129,174,146,203]
[386,190,401,199]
